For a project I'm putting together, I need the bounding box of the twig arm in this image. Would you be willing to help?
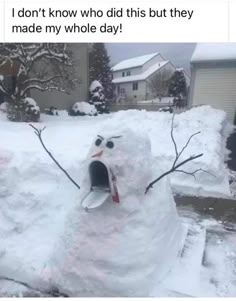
[29,124,80,190]
[145,153,203,194]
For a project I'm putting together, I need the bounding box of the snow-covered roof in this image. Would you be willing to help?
[112,53,159,72]
[112,61,169,84]
[191,43,236,63]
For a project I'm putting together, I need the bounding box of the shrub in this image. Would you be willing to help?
[68,101,97,116]
[45,106,59,116]
[89,80,110,114]
[7,98,40,122]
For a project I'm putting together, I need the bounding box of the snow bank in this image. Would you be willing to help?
[0,105,233,296]
[71,101,97,116]
[0,102,9,113]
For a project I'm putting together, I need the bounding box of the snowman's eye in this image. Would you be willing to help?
[95,138,102,146]
[106,141,114,149]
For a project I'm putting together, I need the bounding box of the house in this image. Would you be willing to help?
[189,43,236,124]
[111,52,190,103]
[0,43,89,111]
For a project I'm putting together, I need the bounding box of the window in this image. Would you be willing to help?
[132,82,138,91]
[122,72,125,77]
[126,71,131,76]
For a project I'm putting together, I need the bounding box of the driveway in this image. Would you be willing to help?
[227,132,236,171]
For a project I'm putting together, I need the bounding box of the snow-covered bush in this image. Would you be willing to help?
[7,97,40,122]
[89,80,110,114]
[45,106,59,116]
[0,102,9,113]
[68,101,97,116]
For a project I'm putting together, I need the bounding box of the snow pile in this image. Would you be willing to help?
[48,128,182,296]
[100,106,232,198]
[89,80,103,93]
[71,101,97,116]
[0,105,233,296]
[23,98,40,114]
[191,43,236,62]
[0,102,9,112]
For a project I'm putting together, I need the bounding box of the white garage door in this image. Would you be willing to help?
[192,67,236,123]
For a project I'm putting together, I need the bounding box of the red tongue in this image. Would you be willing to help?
[91,150,103,158]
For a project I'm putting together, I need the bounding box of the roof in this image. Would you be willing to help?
[111,52,159,72]
[191,43,236,63]
[112,61,169,84]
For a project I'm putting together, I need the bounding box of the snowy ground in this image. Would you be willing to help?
[0,105,235,297]
[1,207,236,297]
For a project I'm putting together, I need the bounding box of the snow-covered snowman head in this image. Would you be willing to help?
[85,128,152,202]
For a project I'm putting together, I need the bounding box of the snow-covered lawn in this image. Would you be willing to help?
[0,105,234,297]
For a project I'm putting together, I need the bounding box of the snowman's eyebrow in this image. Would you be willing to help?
[97,135,104,140]
[108,136,122,139]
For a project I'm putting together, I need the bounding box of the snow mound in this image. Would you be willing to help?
[48,128,183,296]
[89,80,103,93]
[72,101,97,116]
[0,102,9,112]
[23,97,40,113]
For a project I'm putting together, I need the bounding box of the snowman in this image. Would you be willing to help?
[48,127,183,297]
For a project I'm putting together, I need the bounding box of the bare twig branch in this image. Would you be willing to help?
[29,124,80,190]
[177,131,201,160]
[175,168,216,180]
[145,153,203,194]
[145,113,209,194]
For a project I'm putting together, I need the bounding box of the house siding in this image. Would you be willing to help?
[115,81,146,102]
[31,43,89,110]
[191,65,236,123]
[113,67,142,79]
[146,62,176,100]
[142,53,164,72]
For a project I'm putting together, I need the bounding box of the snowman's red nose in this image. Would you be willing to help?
[91,150,103,158]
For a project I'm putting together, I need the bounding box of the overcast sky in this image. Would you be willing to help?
[106,43,196,74]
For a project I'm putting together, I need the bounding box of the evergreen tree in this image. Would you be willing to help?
[89,43,113,99]
[89,80,110,114]
[168,69,187,107]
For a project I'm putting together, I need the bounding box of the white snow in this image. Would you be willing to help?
[48,128,182,296]
[72,101,97,115]
[0,74,4,81]
[137,97,174,105]
[191,43,236,62]
[23,97,40,113]
[112,52,159,72]
[112,61,168,84]
[0,102,9,112]
[89,80,103,93]
[0,105,234,296]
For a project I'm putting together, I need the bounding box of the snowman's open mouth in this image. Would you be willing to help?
[89,161,110,191]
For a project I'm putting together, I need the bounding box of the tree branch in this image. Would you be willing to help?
[145,153,203,194]
[29,125,80,190]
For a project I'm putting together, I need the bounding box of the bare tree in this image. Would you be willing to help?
[148,69,172,101]
[0,43,76,102]
[145,114,213,194]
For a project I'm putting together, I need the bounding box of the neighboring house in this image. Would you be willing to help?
[112,52,190,103]
[0,43,89,111]
[189,43,236,124]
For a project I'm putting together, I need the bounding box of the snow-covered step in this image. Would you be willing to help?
[159,222,207,297]
[200,228,236,297]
